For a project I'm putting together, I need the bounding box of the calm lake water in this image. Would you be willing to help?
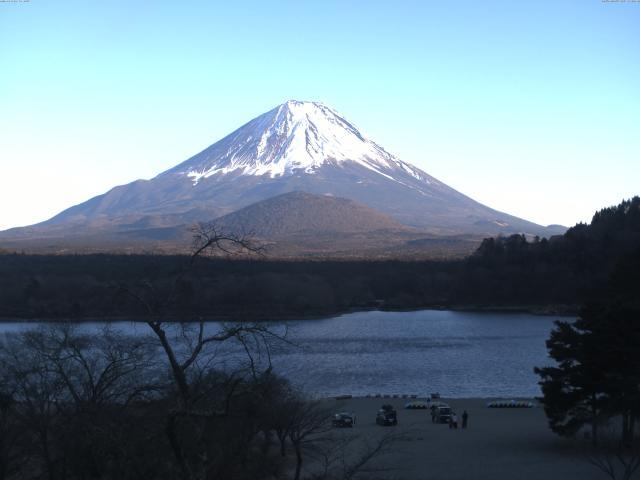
[0,310,565,398]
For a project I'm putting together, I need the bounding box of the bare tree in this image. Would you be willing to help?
[117,223,271,405]
[1,330,67,480]
[286,399,333,480]
[0,387,24,480]
[20,325,158,407]
[587,424,640,480]
[306,429,408,480]
[115,222,289,480]
[0,325,160,480]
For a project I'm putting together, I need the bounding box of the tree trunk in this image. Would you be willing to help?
[276,430,287,457]
[261,430,272,456]
[591,393,598,447]
[40,430,56,480]
[149,323,191,407]
[0,440,7,480]
[294,443,302,480]
[166,414,191,480]
[622,412,632,447]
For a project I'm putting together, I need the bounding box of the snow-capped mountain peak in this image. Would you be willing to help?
[175,100,431,185]
[2,100,562,242]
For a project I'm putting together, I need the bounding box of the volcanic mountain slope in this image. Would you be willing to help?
[1,100,565,249]
[0,191,480,258]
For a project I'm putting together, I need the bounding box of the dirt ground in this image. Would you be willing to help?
[317,397,603,480]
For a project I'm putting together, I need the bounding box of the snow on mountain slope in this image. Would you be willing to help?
[169,100,434,187]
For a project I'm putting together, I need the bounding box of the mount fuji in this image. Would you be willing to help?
[0,100,564,254]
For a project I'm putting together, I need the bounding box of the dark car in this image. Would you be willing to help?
[376,404,398,426]
[332,412,355,428]
[431,404,452,424]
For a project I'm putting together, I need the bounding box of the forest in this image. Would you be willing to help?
[0,197,638,321]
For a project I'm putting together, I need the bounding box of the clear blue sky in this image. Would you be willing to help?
[1,0,638,230]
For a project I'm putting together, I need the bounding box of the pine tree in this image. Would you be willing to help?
[535,299,640,446]
[534,314,608,445]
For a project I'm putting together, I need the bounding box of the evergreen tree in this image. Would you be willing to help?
[534,314,608,445]
[536,256,640,447]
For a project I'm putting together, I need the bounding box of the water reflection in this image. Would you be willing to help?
[0,309,564,398]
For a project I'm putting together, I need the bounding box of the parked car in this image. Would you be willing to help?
[430,403,453,424]
[332,412,355,428]
[376,404,398,426]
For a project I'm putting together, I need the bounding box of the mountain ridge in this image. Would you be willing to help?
[0,100,566,254]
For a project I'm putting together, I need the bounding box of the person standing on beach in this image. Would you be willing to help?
[462,410,468,429]
[450,413,458,429]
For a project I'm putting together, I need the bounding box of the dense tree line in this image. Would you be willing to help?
[0,255,461,319]
[470,197,640,302]
[0,252,593,320]
[0,197,638,320]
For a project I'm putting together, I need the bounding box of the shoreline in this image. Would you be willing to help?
[0,304,579,323]
[323,394,539,402]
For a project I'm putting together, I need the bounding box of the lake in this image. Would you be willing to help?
[0,310,565,398]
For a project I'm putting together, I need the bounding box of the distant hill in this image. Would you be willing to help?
[214,191,409,237]
[209,191,478,258]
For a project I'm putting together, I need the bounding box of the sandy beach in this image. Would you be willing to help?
[318,396,601,480]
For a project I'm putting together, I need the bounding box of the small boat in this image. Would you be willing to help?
[404,400,429,409]
[486,399,534,408]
